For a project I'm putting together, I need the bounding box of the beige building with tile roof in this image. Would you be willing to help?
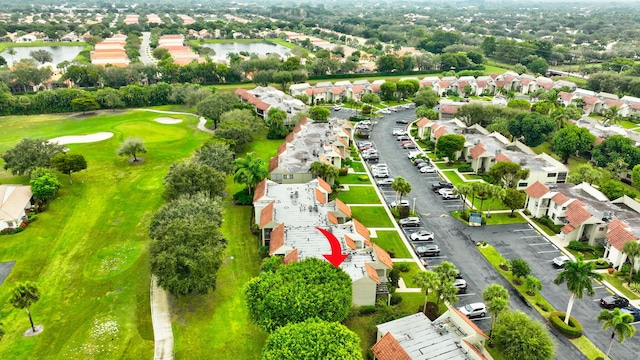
[0,185,33,230]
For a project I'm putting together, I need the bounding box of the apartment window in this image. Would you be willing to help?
[551,214,556,220]
[548,173,557,177]
[598,227,605,231]
[554,203,558,209]
[283,174,294,180]
[518,182,528,188]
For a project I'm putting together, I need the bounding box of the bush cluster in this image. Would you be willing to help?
[549,311,583,336]
[233,189,253,205]
[536,216,562,234]
[457,164,474,172]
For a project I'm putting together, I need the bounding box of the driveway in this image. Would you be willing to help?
[139,32,157,66]
[366,110,585,360]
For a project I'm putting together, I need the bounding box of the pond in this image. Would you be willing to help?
[1,46,86,67]
[201,42,292,62]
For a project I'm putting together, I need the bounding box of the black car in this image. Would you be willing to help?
[432,181,454,192]
[600,295,630,309]
[395,119,409,124]
[621,306,640,322]
[414,244,440,257]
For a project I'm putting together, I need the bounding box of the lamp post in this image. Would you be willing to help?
[412,197,417,214]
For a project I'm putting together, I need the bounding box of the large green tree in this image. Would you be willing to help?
[379,81,397,101]
[554,257,603,324]
[391,176,412,206]
[597,308,636,360]
[149,192,224,241]
[194,141,235,174]
[29,169,61,208]
[489,162,530,189]
[70,95,100,114]
[29,49,53,65]
[261,318,363,360]
[308,106,331,122]
[10,282,41,333]
[1,138,65,176]
[492,310,555,360]
[568,164,602,186]
[163,161,226,200]
[633,164,640,189]
[196,92,240,129]
[234,152,268,194]
[483,284,510,339]
[245,258,352,332]
[510,258,531,280]
[413,270,441,313]
[503,188,525,216]
[272,71,293,92]
[413,87,438,108]
[50,152,87,184]
[507,112,556,147]
[116,137,147,162]
[622,241,640,285]
[592,135,640,170]
[435,134,465,164]
[551,125,596,163]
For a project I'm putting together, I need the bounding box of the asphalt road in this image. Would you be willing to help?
[345,107,586,360]
[139,32,157,66]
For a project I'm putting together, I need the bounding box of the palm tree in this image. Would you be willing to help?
[524,276,543,296]
[10,282,41,333]
[433,262,460,308]
[622,241,640,285]
[554,257,603,324]
[483,284,510,339]
[233,152,267,194]
[7,48,16,64]
[413,271,440,313]
[485,185,506,218]
[551,107,569,129]
[391,176,412,205]
[603,105,622,126]
[597,308,636,360]
[474,182,490,212]
[456,183,474,212]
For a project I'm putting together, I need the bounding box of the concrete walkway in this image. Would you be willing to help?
[151,276,174,360]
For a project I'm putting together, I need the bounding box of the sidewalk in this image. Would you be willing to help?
[151,276,174,360]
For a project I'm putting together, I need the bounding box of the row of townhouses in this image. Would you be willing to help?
[525,181,640,269]
[235,87,307,122]
[415,118,569,190]
[252,177,392,306]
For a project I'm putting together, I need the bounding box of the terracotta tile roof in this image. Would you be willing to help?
[331,86,345,95]
[463,339,490,359]
[312,87,326,95]
[268,156,279,173]
[317,177,332,193]
[373,244,393,269]
[551,192,570,205]
[495,152,512,162]
[315,187,326,204]
[371,332,411,360]
[327,212,339,224]
[234,88,247,95]
[565,205,593,227]
[434,127,448,139]
[353,219,370,241]
[607,219,627,230]
[538,82,554,90]
[247,96,260,105]
[438,81,451,88]
[338,136,349,148]
[630,103,640,110]
[490,73,499,79]
[345,234,356,250]
[277,141,287,155]
[581,95,600,105]
[365,263,381,284]
[457,80,469,87]
[335,199,352,217]
[605,99,624,108]
[269,223,285,255]
[568,200,585,209]
[259,202,275,228]
[253,179,268,203]
[416,118,430,127]
[333,145,345,158]
[503,75,515,82]
[370,84,381,93]
[559,91,574,101]
[292,122,302,134]
[525,181,550,198]
[283,249,298,265]
[494,80,508,87]
[606,227,639,251]
[284,131,295,143]
[350,85,364,94]
[365,240,372,246]
[440,105,458,114]
[451,307,489,339]
[319,154,331,165]
[561,223,575,234]
[520,78,532,85]
[476,80,488,87]
[470,143,487,159]
[420,80,433,87]
[256,100,270,111]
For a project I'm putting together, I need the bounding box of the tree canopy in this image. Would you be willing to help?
[245,258,352,332]
[196,92,240,129]
[163,161,227,200]
[10,282,41,333]
[551,125,596,163]
[492,310,555,360]
[117,137,147,162]
[308,106,331,122]
[1,138,65,176]
[261,318,363,360]
[413,87,438,108]
[149,192,224,241]
[50,152,87,184]
[29,168,61,207]
[592,135,640,170]
[489,162,530,189]
[435,134,465,163]
[507,112,556,147]
[503,188,526,216]
[194,141,235,174]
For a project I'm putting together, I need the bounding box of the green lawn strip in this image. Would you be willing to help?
[396,262,422,288]
[336,186,381,204]
[344,313,378,358]
[0,110,212,358]
[436,162,462,170]
[530,218,559,236]
[478,245,605,359]
[350,161,366,172]
[565,247,602,261]
[617,119,639,129]
[531,142,554,156]
[338,173,371,184]
[442,170,465,187]
[266,38,309,55]
[462,173,484,181]
[350,206,394,228]
[172,203,268,359]
[146,104,197,113]
[483,212,528,225]
[371,230,411,259]
[600,274,640,300]
[486,346,507,360]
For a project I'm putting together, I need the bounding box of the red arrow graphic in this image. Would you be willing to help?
[316,227,349,267]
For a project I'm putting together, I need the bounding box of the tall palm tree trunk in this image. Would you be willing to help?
[27,308,35,332]
[564,292,576,325]
[605,331,615,360]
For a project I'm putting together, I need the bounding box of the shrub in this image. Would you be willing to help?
[568,240,587,251]
[396,263,410,272]
[358,175,368,182]
[536,216,562,234]
[27,214,38,222]
[359,306,377,315]
[457,164,474,172]
[258,246,270,259]
[0,228,14,235]
[232,189,253,205]
[536,302,549,312]
[343,158,353,167]
[388,269,400,287]
[13,227,24,234]
[620,263,632,275]
[390,293,403,305]
[387,248,396,258]
[629,283,640,293]
[338,168,348,176]
[523,209,531,216]
[549,311,583,336]
[594,258,611,269]
[20,221,28,228]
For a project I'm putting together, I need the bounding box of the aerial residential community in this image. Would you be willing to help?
[2,0,640,359]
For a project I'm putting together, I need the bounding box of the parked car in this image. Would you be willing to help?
[441,190,459,199]
[332,105,342,111]
[459,303,486,318]
[414,243,440,257]
[420,166,437,174]
[454,279,468,293]
[373,169,390,178]
[396,135,410,141]
[553,256,571,268]
[432,182,454,192]
[390,200,410,208]
[358,141,373,150]
[379,109,391,114]
[600,295,630,309]
[410,230,434,241]
[412,158,426,166]
[407,151,422,159]
[395,119,409,124]
[392,128,407,136]
[399,217,421,227]
[377,178,395,187]
[621,306,640,322]
[402,143,417,149]
[439,188,456,196]
[416,162,431,169]
[373,164,388,171]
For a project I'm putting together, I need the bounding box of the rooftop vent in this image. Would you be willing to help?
[519,158,527,166]
[602,210,614,221]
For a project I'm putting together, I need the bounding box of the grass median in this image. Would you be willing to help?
[371,230,411,259]
[336,185,381,204]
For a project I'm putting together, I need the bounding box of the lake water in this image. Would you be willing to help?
[201,42,292,62]
[1,46,86,67]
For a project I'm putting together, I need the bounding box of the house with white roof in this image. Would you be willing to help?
[372,308,491,360]
[0,185,33,231]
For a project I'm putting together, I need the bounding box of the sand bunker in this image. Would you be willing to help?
[49,132,114,145]
[154,117,182,124]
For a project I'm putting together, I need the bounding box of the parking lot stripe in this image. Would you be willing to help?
[594,279,603,285]
[521,235,541,238]
[529,243,551,246]
[537,250,560,254]
[606,288,615,295]
[593,286,604,289]
[457,293,477,297]
[513,229,535,232]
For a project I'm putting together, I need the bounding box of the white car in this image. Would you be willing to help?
[420,166,437,173]
[390,200,410,208]
[373,169,390,178]
[373,163,389,171]
[379,109,391,114]
[439,188,456,196]
[553,256,571,268]
[410,230,434,241]
[458,303,487,318]
[332,105,342,111]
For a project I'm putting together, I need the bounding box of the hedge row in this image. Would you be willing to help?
[549,311,583,336]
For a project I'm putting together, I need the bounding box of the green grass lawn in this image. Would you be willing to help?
[336,186,381,204]
[371,230,411,258]
[396,262,422,288]
[484,212,528,225]
[600,274,640,300]
[441,170,465,187]
[338,173,371,184]
[0,110,211,358]
[350,161,366,172]
[350,206,394,228]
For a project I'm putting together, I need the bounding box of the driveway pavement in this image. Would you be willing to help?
[139,32,157,66]
[362,109,586,360]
